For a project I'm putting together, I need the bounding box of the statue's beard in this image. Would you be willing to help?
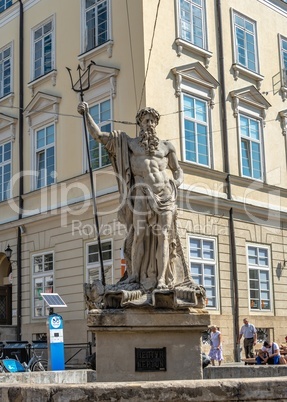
[139,127,159,155]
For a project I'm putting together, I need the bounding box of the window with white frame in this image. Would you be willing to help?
[247,245,271,311]
[189,236,217,308]
[32,252,54,318]
[280,37,287,86]
[89,100,111,169]
[87,240,112,283]
[179,0,206,49]
[183,94,210,166]
[84,0,109,52]
[233,12,258,73]
[0,44,11,98]
[0,0,12,13]
[32,18,54,80]
[239,114,262,180]
[0,141,11,202]
[35,124,55,189]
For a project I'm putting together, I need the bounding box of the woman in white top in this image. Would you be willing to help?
[208,325,224,366]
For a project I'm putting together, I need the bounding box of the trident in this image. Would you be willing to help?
[66,62,105,286]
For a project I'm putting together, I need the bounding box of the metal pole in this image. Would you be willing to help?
[67,65,106,286]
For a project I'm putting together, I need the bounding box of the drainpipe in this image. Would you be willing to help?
[17,0,24,341]
[216,0,239,361]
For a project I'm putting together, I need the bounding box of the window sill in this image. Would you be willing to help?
[78,40,114,66]
[232,63,264,89]
[0,92,14,107]
[175,38,212,68]
[27,70,57,97]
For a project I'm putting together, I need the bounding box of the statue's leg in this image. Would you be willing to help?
[130,197,148,283]
[156,211,173,289]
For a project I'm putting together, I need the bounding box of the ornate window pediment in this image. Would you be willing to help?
[230,86,271,125]
[24,92,62,133]
[172,62,219,107]
[77,63,120,101]
[0,112,17,142]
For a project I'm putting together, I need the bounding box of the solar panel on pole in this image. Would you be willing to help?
[40,293,67,308]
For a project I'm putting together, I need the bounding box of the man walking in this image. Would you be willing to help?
[237,318,257,358]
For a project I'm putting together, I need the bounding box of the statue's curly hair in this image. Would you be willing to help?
[136,107,160,126]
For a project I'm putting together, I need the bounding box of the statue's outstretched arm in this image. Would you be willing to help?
[78,101,110,145]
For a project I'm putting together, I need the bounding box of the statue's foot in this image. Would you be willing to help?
[156,279,168,290]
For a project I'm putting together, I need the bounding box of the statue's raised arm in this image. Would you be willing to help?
[77,102,110,145]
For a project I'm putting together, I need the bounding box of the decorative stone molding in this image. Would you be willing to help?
[24,92,62,134]
[27,70,57,97]
[281,87,287,102]
[171,62,219,108]
[175,38,212,68]
[0,113,17,142]
[78,40,114,68]
[279,110,287,136]
[78,63,119,103]
[230,86,271,126]
[0,92,14,108]
[232,63,264,90]
[110,76,117,98]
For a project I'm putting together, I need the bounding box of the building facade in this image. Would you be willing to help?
[0,0,287,362]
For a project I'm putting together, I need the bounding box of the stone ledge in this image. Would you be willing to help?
[0,369,97,384]
[87,308,210,329]
[204,365,287,379]
[0,378,287,401]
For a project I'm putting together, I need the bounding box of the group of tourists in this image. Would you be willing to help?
[208,317,286,366]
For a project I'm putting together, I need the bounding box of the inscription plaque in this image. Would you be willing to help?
[135,347,166,372]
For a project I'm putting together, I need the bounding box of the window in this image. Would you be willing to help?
[189,236,217,308]
[239,114,262,180]
[85,0,108,52]
[0,45,11,98]
[89,100,111,169]
[179,0,206,48]
[0,141,11,201]
[247,245,271,311]
[183,94,209,166]
[0,0,12,13]
[87,240,112,283]
[280,37,287,86]
[233,12,258,73]
[35,124,55,189]
[33,19,54,80]
[32,253,54,318]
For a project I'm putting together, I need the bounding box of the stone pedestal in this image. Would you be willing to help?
[88,308,210,382]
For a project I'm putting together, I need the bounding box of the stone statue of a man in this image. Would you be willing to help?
[78,102,186,291]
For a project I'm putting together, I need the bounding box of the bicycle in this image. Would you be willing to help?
[0,343,48,373]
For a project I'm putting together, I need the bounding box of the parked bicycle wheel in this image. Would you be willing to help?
[31,359,48,371]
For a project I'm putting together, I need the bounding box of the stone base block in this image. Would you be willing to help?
[88,308,210,382]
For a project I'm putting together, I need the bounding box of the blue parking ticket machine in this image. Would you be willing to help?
[48,313,65,370]
[41,292,67,371]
